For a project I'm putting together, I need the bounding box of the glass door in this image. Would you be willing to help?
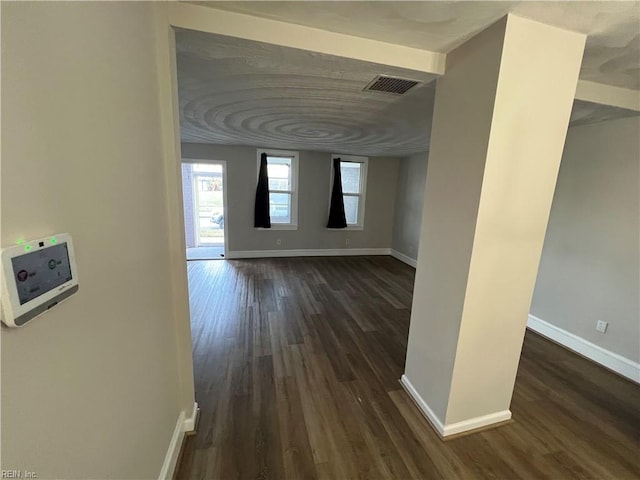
[182,162,226,260]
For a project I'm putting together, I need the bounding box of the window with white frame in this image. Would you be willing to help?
[331,154,368,228]
[257,149,299,228]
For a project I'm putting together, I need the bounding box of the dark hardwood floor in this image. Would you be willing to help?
[176,256,640,480]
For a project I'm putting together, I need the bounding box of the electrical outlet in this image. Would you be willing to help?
[596,320,608,333]
[276,239,281,245]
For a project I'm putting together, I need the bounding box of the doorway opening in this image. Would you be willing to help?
[182,161,227,260]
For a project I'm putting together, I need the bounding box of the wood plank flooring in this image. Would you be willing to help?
[176,256,640,480]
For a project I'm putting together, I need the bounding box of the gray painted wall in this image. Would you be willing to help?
[393,117,639,364]
[531,116,640,362]
[391,152,429,259]
[181,143,400,253]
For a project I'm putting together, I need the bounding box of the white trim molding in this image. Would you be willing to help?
[257,225,298,231]
[400,375,512,438]
[390,249,417,268]
[158,402,199,480]
[257,148,299,229]
[527,314,640,384]
[226,248,391,259]
[167,3,446,75]
[443,410,512,437]
[400,375,445,436]
[158,411,185,480]
[184,402,199,433]
[329,154,368,229]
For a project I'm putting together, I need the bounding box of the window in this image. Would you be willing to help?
[331,154,368,229]
[257,149,299,229]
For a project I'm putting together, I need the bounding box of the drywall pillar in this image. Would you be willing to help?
[402,14,586,437]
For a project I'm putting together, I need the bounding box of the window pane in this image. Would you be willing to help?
[267,157,291,191]
[269,192,291,223]
[193,163,221,173]
[268,176,290,191]
[340,162,361,194]
[343,195,359,225]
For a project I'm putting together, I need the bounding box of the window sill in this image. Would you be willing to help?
[255,225,298,231]
[326,226,364,231]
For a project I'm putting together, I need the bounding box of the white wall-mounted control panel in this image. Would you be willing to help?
[1,233,79,328]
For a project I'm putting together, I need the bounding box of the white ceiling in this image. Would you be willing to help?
[176,2,640,156]
[204,1,640,90]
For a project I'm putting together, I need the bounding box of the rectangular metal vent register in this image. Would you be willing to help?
[364,75,420,95]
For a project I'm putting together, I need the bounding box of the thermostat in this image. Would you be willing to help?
[1,233,79,327]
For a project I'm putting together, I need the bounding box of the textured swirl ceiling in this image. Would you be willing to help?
[176,21,638,156]
[177,30,438,156]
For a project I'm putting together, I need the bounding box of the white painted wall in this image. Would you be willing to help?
[1,3,186,477]
[180,143,400,254]
[392,119,640,378]
[531,116,640,363]
[391,152,429,261]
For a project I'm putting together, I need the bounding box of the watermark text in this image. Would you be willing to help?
[1,471,38,479]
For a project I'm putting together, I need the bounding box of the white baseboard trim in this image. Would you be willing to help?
[158,411,185,480]
[400,375,445,436]
[390,249,417,268]
[527,314,640,384]
[400,375,512,438]
[158,402,198,480]
[226,248,391,259]
[184,401,199,432]
[443,410,512,437]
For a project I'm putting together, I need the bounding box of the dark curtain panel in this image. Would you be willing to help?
[327,157,347,228]
[254,153,271,228]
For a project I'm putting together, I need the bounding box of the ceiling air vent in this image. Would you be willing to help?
[364,75,420,95]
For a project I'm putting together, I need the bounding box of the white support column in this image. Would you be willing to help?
[402,14,586,437]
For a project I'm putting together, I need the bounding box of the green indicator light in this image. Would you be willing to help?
[50,237,57,244]
[25,245,32,251]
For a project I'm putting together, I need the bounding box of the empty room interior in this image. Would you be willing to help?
[1,2,639,479]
